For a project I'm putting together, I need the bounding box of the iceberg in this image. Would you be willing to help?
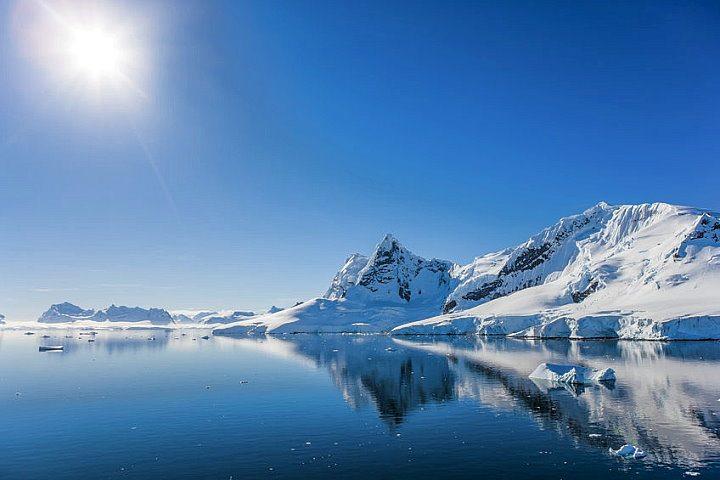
[609,444,646,459]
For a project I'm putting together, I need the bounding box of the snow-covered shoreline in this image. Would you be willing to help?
[214,202,720,340]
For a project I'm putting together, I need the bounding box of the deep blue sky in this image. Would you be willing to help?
[1,0,719,320]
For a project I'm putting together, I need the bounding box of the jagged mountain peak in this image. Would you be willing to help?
[377,233,399,249]
[325,234,456,306]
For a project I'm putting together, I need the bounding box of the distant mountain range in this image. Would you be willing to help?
[8,202,719,339]
[39,302,175,325]
[31,303,285,326]
[215,202,720,339]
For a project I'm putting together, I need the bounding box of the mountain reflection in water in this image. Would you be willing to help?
[229,334,720,469]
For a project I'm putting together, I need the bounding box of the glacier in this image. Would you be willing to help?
[216,202,720,339]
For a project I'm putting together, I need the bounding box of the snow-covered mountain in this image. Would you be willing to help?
[214,234,457,334]
[324,253,368,300]
[171,310,218,324]
[443,203,613,313]
[196,310,256,324]
[171,309,273,324]
[394,202,720,339]
[0,313,5,324]
[326,234,456,307]
[216,202,720,339]
[39,302,175,325]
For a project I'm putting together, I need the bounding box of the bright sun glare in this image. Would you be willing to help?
[66,27,125,80]
[16,0,149,100]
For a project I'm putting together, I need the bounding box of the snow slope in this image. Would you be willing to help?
[39,302,175,325]
[214,235,457,335]
[393,203,720,339]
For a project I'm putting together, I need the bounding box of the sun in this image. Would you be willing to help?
[66,27,125,81]
[13,0,150,100]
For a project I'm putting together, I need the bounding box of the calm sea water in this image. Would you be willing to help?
[1,330,719,479]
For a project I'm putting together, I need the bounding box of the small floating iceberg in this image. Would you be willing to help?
[38,345,64,352]
[529,363,616,385]
[609,444,646,459]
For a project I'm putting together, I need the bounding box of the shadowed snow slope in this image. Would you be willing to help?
[216,202,720,338]
[393,203,720,339]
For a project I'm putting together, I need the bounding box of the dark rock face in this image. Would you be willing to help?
[572,280,599,303]
[675,213,720,259]
[442,299,457,314]
[460,279,504,302]
[500,243,552,275]
[357,238,404,291]
[500,216,592,277]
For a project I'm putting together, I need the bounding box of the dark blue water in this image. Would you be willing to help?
[2,330,719,479]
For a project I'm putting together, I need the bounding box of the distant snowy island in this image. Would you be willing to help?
[6,303,286,328]
[3,202,719,340]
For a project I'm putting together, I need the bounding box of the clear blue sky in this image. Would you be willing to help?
[1,0,719,320]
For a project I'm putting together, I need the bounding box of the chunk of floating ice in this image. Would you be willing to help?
[609,444,646,459]
[529,363,616,385]
[38,345,64,352]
